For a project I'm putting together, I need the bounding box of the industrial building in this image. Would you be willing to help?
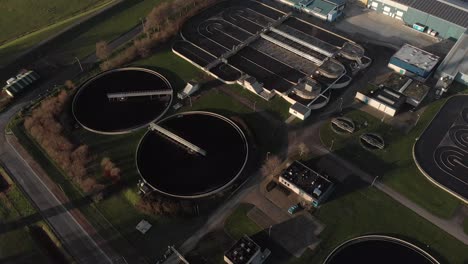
[174,0,371,120]
[2,70,40,97]
[355,72,430,116]
[365,0,468,40]
[224,236,270,264]
[435,31,468,90]
[388,44,440,80]
[279,161,334,207]
[277,0,346,21]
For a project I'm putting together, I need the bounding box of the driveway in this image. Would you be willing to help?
[336,3,454,55]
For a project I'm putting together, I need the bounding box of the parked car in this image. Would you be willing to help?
[288,203,302,215]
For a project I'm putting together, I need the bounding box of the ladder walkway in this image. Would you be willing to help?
[149,123,207,156]
[106,89,172,99]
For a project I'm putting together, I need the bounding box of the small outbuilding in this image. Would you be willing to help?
[2,70,40,97]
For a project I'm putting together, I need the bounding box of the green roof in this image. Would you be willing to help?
[307,0,337,15]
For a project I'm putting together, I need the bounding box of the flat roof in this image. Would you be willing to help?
[280,161,333,199]
[437,32,468,77]
[372,88,407,109]
[382,73,411,91]
[392,0,468,28]
[392,44,440,72]
[290,102,312,114]
[225,236,260,264]
[401,81,430,102]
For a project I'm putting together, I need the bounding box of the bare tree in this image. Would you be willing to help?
[96,40,110,61]
[64,80,76,90]
[261,155,282,179]
[134,37,151,58]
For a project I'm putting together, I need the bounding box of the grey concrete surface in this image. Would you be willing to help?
[336,3,454,55]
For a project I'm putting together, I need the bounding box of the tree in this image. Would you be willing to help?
[96,40,110,61]
[134,38,151,58]
[261,155,282,179]
[64,80,76,90]
[101,157,121,183]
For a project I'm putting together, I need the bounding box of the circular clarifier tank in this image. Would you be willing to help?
[324,235,439,264]
[136,111,249,198]
[72,67,173,134]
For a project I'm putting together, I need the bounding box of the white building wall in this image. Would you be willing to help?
[279,176,314,202]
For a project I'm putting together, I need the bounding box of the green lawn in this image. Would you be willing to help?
[0,0,111,44]
[464,218,468,235]
[224,203,262,240]
[0,0,115,66]
[135,47,206,91]
[55,0,165,62]
[0,167,48,262]
[226,84,291,120]
[221,186,468,264]
[304,183,468,264]
[319,99,460,218]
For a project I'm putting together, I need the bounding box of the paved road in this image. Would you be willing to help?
[0,13,145,263]
[1,127,113,263]
[0,81,117,263]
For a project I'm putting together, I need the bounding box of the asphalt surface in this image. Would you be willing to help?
[414,95,468,201]
[0,105,115,263]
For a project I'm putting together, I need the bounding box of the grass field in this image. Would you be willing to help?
[0,167,48,262]
[221,185,468,264]
[54,0,165,62]
[0,0,115,66]
[307,182,468,264]
[464,218,468,235]
[319,99,460,218]
[0,0,111,44]
[224,204,262,240]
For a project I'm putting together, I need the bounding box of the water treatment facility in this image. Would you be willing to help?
[173,0,371,120]
[324,235,440,264]
[4,0,468,263]
[72,67,173,134]
[136,111,249,199]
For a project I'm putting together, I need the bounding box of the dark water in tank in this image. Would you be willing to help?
[137,113,248,197]
[326,239,435,264]
[73,69,171,133]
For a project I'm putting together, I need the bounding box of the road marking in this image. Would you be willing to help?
[5,138,114,263]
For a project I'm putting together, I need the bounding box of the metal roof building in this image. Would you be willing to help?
[366,0,468,39]
[436,31,468,85]
[2,71,40,97]
[277,0,347,21]
[224,236,270,264]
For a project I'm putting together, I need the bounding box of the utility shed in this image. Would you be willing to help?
[436,31,468,86]
[2,71,40,97]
